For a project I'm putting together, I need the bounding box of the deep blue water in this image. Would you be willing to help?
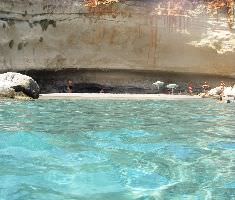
[0,99,234,200]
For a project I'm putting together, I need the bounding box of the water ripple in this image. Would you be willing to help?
[0,99,234,199]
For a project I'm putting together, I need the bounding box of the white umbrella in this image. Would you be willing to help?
[153,81,164,91]
[166,84,178,94]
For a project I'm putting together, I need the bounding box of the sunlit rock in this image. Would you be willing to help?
[1,0,235,78]
[0,72,40,99]
[208,85,235,99]
[208,87,223,96]
[223,86,235,97]
[189,28,235,54]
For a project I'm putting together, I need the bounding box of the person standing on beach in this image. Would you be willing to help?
[220,81,225,90]
[219,81,225,95]
[202,81,210,93]
[66,80,73,93]
[188,83,193,95]
[217,81,226,101]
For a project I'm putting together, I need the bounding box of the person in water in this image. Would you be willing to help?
[66,79,73,93]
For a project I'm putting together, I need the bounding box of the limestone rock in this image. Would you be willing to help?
[208,87,223,96]
[1,0,235,78]
[223,86,235,97]
[0,72,40,99]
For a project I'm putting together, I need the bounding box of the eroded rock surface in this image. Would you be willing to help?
[0,0,235,79]
[0,72,40,99]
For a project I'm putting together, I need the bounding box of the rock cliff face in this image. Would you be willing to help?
[0,0,235,92]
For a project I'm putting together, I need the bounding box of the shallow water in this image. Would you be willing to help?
[0,99,234,200]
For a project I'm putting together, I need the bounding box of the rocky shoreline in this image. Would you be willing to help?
[0,71,234,102]
[0,71,233,105]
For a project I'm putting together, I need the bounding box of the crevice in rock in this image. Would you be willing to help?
[8,40,14,48]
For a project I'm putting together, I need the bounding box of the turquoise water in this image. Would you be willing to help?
[0,99,234,200]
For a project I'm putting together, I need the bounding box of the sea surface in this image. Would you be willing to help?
[0,99,234,200]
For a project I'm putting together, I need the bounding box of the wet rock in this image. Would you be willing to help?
[0,72,40,99]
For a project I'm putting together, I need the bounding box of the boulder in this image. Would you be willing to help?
[208,87,223,96]
[223,85,235,97]
[0,72,40,99]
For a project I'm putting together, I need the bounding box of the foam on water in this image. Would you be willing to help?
[0,99,234,199]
